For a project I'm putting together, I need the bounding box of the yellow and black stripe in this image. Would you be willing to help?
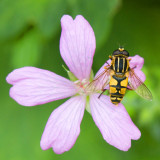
[109,75,128,105]
[108,49,130,105]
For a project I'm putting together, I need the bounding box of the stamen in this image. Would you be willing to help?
[74,78,100,95]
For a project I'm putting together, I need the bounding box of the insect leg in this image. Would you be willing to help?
[98,89,107,99]
[109,56,112,60]
[105,61,110,66]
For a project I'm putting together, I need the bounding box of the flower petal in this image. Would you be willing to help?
[40,96,85,154]
[94,59,111,78]
[60,15,96,80]
[6,67,77,106]
[90,94,141,151]
[132,68,146,82]
[129,55,144,70]
[93,60,111,90]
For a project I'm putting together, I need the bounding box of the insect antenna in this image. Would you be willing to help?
[117,43,126,49]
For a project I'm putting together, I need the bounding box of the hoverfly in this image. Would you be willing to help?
[88,48,152,105]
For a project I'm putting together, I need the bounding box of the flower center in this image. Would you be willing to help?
[74,79,94,95]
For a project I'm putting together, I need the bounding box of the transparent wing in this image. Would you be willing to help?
[87,67,111,92]
[128,69,152,100]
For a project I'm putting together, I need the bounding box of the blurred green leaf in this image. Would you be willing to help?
[0,0,44,41]
[37,0,67,38]
[0,0,67,41]
[139,107,154,125]
[12,30,42,67]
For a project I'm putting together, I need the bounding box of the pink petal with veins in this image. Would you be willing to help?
[129,55,144,70]
[60,15,96,80]
[94,59,111,78]
[90,94,141,151]
[92,60,111,90]
[40,96,85,154]
[6,67,77,106]
[133,69,146,82]
[129,55,145,82]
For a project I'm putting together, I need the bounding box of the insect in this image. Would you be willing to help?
[88,48,152,105]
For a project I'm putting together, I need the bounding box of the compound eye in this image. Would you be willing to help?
[123,50,129,57]
[112,50,120,55]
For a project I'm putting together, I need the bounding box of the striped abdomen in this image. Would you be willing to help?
[109,75,128,105]
[113,56,129,73]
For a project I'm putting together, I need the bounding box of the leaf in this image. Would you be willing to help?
[0,0,67,41]
[36,0,67,38]
[12,30,42,68]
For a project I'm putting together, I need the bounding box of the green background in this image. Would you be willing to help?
[0,0,160,159]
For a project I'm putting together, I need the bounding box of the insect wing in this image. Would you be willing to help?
[128,69,152,100]
[87,67,111,92]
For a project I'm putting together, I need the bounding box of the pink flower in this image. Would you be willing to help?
[6,15,144,154]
